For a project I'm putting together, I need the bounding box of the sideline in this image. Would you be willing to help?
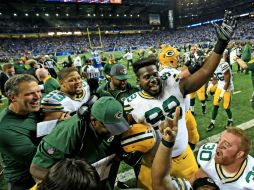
[117,119,254,183]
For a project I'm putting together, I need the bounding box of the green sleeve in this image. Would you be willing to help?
[32,115,81,168]
[32,141,65,168]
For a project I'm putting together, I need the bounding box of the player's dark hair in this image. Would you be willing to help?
[132,57,159,77]
[38,158,101,190]
[58,67,79,82]
[5,74,38,98]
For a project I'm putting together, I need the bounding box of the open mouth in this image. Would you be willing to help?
[30,101,40,108]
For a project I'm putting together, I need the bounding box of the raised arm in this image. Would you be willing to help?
[152,107,180,190]
[180,10,236,96]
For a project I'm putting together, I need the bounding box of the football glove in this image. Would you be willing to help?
[214,10,237,54]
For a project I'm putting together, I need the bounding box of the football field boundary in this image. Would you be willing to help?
[117,119,254,183]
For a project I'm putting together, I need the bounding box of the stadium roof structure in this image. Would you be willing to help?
[0,0,175,19]
[176,0,254,26]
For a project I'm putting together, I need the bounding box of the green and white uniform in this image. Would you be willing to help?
[214,62,234,91]
[172,177,192,190]
[197,143,254,190]
[44,81,90,114]
[124,67,188,157]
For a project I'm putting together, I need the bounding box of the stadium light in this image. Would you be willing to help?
[13,13,17,16]
[45,13,49,17]
[66,13,69,16]
[124,14,126,17]
[109,14,112,17]
[137,14,140,17]
[93,14,96,17]
[88,13,90,16]
[117,14,119,17]
[56,13,59,17]
[0,13,2,16]
[25,13,29,16]
[101,14,104,17]
[36,13,39,16]
[130,14,133,17]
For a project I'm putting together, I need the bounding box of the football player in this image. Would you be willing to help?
[159,45,200,150]
[44,67,90,115]
[207,52,234,131]
[186,45,207,115]
[124,11,236,190]
[192,127,254,190]
[152,107,219,190]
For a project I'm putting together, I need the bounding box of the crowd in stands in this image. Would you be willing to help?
[0,17,252,59]
[0,11,254,190]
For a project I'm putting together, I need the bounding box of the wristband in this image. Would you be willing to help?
[214,39,228,54]
[161,138,175,148]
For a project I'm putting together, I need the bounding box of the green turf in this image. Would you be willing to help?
[0,52,254,189]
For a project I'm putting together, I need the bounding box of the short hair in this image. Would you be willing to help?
[132,57,159,77]
[5,74,38,97]
[226,127,251,158]
[2,63,14,72]
[36,68,49,79]
[58,67,78,82]
[38,158,101,190]
[27,59,37,68]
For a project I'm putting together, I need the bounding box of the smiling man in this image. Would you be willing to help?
[44,67,90,115]
[192,128,254,190]
[124,11,236,189]
[0,74,42,189]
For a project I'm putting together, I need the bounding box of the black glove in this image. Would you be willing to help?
[214,10,237,54]
[188,50,205,74]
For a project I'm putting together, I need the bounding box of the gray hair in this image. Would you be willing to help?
[5,74,38,97]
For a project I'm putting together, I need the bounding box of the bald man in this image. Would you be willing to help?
[36,68,60,95]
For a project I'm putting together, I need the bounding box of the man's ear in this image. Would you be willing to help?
[236,151,245,159]
[136,78,140,85]
[9,95,17,103]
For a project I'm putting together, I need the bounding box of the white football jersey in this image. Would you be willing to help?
[44,80,90,114]
[172,177,193,190]
[197,143,254,190]
[124,68,188,157]
[214,61,234,91]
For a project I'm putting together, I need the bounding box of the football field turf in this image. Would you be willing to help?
[1,52,254,189]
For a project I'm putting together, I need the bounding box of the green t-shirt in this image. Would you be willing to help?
[0,109,39,182]
[13,62,26,74]
[32,115,111,169]
[44,77,60,94]
[96,82,139,105]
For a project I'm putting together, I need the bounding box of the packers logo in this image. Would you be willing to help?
[120,68,127,75]
[115,111,123,119]
[165,50,174,57]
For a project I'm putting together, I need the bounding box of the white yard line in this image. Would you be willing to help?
[233,90,241,95]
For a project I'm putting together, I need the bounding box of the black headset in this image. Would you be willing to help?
[77,95,98,120]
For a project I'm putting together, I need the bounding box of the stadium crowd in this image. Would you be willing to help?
[0,10,254,190]
[0,17,253,59]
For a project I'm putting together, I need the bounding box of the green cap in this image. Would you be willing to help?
[91,96,130,135]
[110,64,130,80]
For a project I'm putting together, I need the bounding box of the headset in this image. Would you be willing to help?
[77,95,98,120]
